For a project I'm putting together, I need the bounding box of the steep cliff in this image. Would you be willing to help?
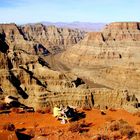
[59,22,140,101]
[0,23,85,55]
[20,24,85,53]
[0,23,139,112]
[60,22,140,66]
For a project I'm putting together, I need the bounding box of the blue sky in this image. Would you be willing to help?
[0,0,140,24]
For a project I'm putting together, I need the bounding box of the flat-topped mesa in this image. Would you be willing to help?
[104,22,140,30]
[102,22,140,41]
[80,32,104,45]
[60,21,140,66]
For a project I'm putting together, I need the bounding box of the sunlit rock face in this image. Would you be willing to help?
[60,22,140,66]
[0,23,85,55]
[0,23,90,110]
[19,24,85,54]
[0,23,139,112]
[59,22,140,102]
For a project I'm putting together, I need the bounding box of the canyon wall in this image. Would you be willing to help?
[20,24,85,53]
[59,22,140,101]
[0,23,85,54]
[0,23,139,112]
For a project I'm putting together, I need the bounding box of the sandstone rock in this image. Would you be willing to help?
[20,24,85,53]
[0,23,85,55]
[59,22,140,102]
[0,22,139,112]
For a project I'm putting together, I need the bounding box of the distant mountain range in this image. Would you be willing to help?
[39,22,107,32]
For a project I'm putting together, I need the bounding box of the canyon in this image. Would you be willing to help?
[0,22,140,113]
[59,22,140,105]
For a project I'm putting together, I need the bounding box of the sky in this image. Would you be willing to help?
[0,0,140,24]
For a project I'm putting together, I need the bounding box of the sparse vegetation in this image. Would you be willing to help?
[131,133,140,140]
[68,122,81,132]
[68,121,90,133]
[108,119,135,138]
[120,124,135,138]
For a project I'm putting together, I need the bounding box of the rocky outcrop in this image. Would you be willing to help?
[59,22,140,102]
[0,22,139,112]
[0,24,35,54]
[0,23,85,55]
[60,22,140,66]
[20,24,85,53]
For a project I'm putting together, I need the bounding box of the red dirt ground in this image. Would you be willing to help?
[0,109,140,140]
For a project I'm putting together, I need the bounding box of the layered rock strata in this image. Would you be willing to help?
[0,23,85,55]
[59,22,140,101]
[20,24,85,53]
[0,23,139,111]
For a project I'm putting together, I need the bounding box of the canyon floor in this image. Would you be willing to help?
[0,109,140,140]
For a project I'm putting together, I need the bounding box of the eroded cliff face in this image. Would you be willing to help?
[0,23,85,55]
[0,23,139,112]
[0,39,93,109]
[61,22,140,65]
[20,24,85,53]
[0,43,137,111]
[59,22,140,102]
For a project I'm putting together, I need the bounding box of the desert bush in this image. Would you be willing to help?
[120,124,135,138]
[109,120,120,131]
[68,121,90,133]
[131,133,140,140]
[80,120,92,128]
[68,122,81,132]
[110,131,122,140]
[109,119,135,138]
[3,123,15,131]
[119,119,128,125]
[100,119,136,139]
[109,119,131,132]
